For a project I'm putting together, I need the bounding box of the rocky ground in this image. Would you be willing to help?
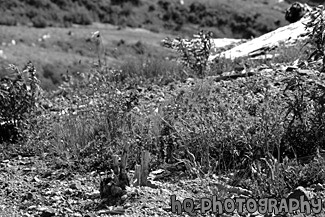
[2,64,325,217]
[1,154,325,217]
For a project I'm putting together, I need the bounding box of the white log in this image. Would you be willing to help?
[209,16,312,61]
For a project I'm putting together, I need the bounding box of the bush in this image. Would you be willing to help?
[244,155,325,199]
[305,5,325,71]
[279,69,325,161]
[32,16,47,28]
[42,63,62,85]
[0,15,17,26]
[31,67,135,171]
[0,62,41,144]
[162,30,213,78]
[64,7,92,25]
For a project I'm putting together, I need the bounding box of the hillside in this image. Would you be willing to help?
[286,0,325,5]
[0,0,290,39]
[0,0,296,91]
[3,1,325,216]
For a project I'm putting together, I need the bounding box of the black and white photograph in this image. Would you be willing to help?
[1,0,325,216]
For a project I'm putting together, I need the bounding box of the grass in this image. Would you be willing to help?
[2,34,325,202]
[0,23,176,91]
[2,6,325,208]
[0,0,290,38]
[0,0,293,91]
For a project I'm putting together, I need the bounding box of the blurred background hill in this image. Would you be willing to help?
[0,0,322,91]
[0,0,291,38]
[285,0,325,5]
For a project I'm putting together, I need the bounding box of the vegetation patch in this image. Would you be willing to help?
[3,2,325,216]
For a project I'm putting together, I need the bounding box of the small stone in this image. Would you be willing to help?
[27,205,37,210]
[38,207,56,217]
[286,66,299,72]
[64,207,73,213]
[314,183,324,192]
[123,203,132,209]
[84,213,96,217]
[24,192,33,201]
[186,78,195,83]
[70,181,82,190]
[250,211,263,217]
[121,194,128,201]
[33,176,41,182]
[86,190,100,199]
[64,188,73,195]
[287,186,314,202]
[52,195,61,202]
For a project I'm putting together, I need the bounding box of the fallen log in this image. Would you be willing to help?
[208,16,312,61]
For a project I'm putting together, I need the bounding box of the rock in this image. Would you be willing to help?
[228,186,252,196]
[121,194,128,201]
[250,211,263,217]
[186,78,195,84]
[23,192,34,201]
[86,190,100,199]
[314,183,324,192]
[287,186,314,202]
[0,50,6,59]
[285,65,299,72]
[27,205,37,210]
[69,181,82,190]
[84,213,96,217]
[64,207,73,213]
[123,203,132,209]
[52,195,62,202]
[151,169,165,175]
[285,2,312,23]
[38,207,56,217]
[33,176,41,182]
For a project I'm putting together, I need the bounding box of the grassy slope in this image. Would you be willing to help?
[0,0,304,91]
[0,23,176,90]
[2,1,325,216]
[0,0,290,38]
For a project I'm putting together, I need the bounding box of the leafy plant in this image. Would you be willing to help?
[305,5,325,71]
[245,154,325,199]
[0,61,41,143]
[162,30,213,78]
[280,68,325,161]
